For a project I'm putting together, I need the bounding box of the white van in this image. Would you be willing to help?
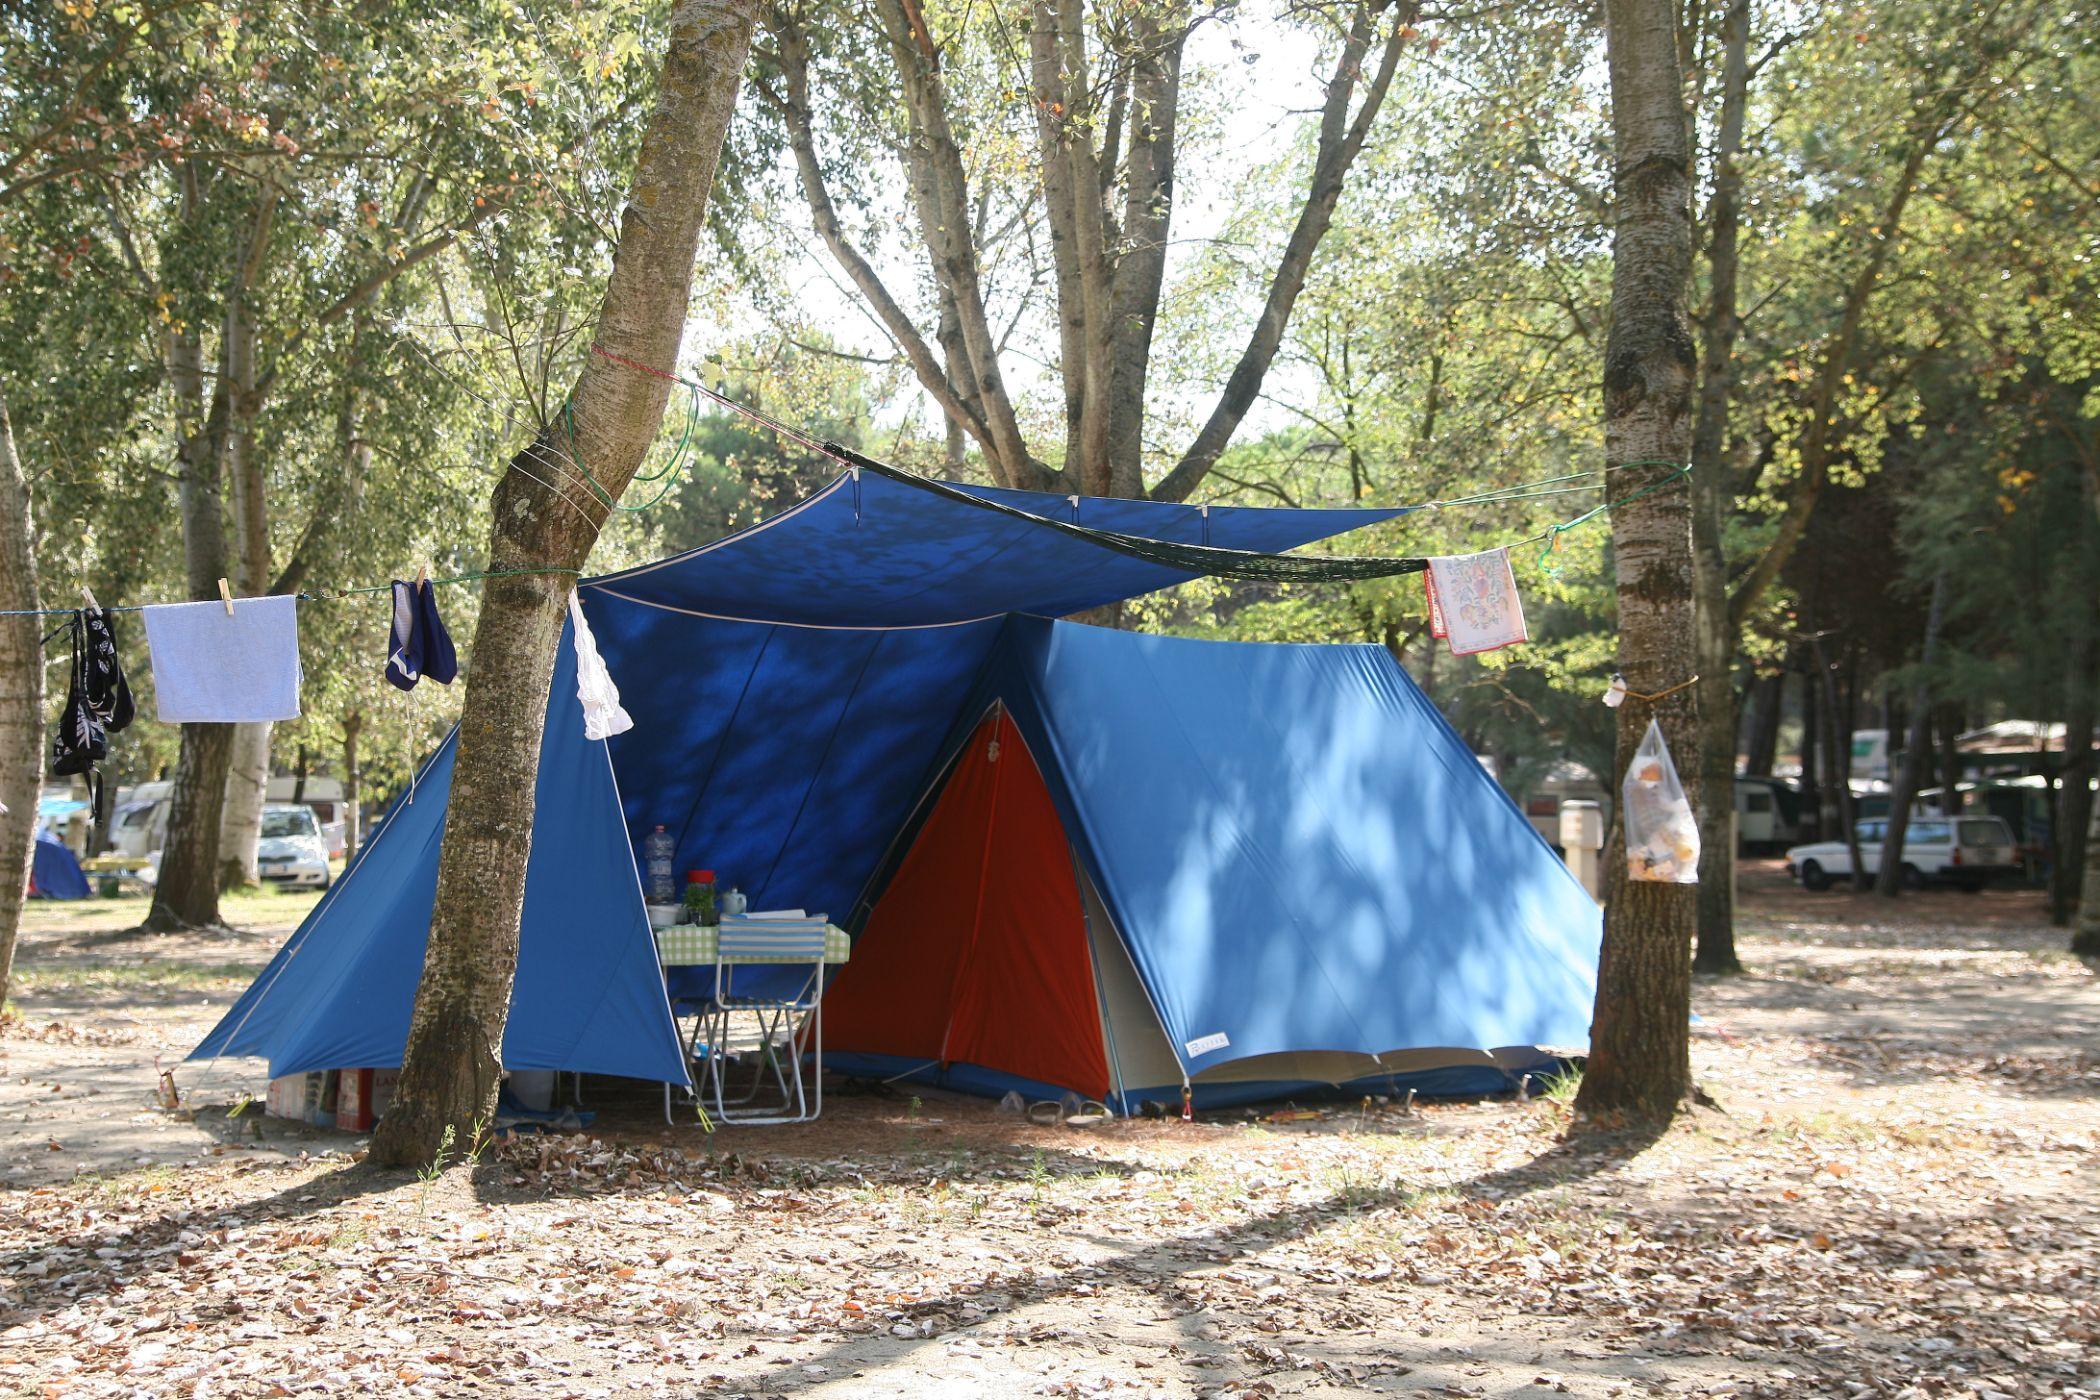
[1785,815,2019,891]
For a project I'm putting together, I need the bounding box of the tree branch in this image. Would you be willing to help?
[1152,1,1414,502]
[756,25,1000,465]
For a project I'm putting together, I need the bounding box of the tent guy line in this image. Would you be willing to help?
[584,342,1689,554]
[1,369,1689,618]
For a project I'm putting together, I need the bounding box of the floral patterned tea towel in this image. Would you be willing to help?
[1425,547,1528,656]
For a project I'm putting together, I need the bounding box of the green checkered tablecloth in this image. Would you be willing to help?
[654,920,852,966]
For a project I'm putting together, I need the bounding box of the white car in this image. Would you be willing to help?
[257,804,332,889]
[1785,815,2019,892]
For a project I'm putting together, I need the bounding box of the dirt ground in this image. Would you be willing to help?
[2,863,2095,1398]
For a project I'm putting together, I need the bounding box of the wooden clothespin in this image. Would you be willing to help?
[415,560,428,589]
[80,585,99,614]
[217,577,234,616]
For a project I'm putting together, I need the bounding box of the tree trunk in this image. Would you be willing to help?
[368,0,756,1170]
[1572,0,1699,1125]
[1688,0,1750,976]
[144,310,235,931]
[218,722,272,890]
[1741,671,1783,776]
[215,213,276,893]
[342,711,362,860]
[1798,665,1820,834]
[1875,570,1947,897]
[2074,790,2100,957]
[2051,639,2095,925]
[1936,702,1965,812]
[1809,629,1863,887]
[0,394,43,1009]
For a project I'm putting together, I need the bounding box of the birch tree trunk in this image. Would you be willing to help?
[368,0,757,1169]
[1689,0,1750,975]
[341,710,362,861]
[219,723,271,889]
[0,393,43,1010]
[1573,0,1700,1125]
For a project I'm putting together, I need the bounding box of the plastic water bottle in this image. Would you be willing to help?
[644,825,676,904]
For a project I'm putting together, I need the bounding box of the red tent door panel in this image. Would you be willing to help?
[823,710,1109,1099]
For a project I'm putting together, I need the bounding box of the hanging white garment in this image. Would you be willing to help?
[570,590,633,740]
[1425,548,1528,657]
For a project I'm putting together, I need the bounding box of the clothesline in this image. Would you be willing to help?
[0,568,581,619]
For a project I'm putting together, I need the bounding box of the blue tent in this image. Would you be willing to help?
[30,830,90,900]
[195,469,1599,1108]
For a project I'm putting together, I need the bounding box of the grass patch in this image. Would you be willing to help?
[18,883,327,939]
[13,961,264,998]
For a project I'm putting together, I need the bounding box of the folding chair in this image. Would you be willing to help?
[702,921,831,1124]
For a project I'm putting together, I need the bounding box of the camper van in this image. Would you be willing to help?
[1735,775,1809,853]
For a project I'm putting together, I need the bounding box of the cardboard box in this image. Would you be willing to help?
[264,1072,319,1121]
[335,1068,398,1132]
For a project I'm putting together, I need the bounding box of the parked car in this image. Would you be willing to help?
[1784,815,2019,892]
[257,804,332,889]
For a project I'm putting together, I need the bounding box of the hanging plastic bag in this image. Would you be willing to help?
[1622,717,1700,883]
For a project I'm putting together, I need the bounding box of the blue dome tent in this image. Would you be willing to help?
[30,829,91,901]
[195,468,1600,1111]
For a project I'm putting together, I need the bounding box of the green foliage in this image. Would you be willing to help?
[4,0,2091,804]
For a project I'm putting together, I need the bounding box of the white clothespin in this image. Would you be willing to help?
[217,578,234,616]
[80,585,99,614]
[1603,673,1629,709]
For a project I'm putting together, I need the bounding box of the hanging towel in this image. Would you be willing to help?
[570,591,632,740]
[1423,571,1448,640]
[385,578,459,691]
[1426,547,1528,657]
[142,594,303,723]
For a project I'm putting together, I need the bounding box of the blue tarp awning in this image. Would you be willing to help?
[587,467,1404,627]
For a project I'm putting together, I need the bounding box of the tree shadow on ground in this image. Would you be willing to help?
[686,1117,1673,1396]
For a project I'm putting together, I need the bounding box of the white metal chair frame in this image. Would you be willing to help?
[701,925,830,1124]
[662,994,801,1124]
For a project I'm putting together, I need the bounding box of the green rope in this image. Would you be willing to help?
[629,381,698,483]
[1535,460,1692,574]
[563,387,700,513]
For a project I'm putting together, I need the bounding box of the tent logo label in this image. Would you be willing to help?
[1184,1032,1231,1057]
